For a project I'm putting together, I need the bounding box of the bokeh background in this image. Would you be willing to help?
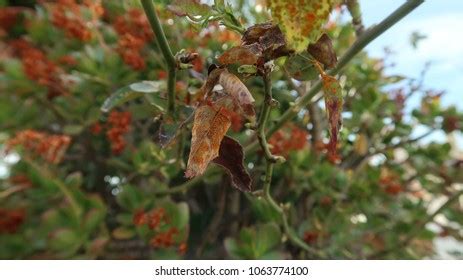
[1,0,462,259]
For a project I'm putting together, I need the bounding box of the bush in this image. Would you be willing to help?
[0,0,462,259]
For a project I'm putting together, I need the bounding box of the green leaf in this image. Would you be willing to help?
[284,52,319,81]
[268,0,335,52]
[167,0,211,18]
[63,124,84,135]
[224,223,281,259]
[129,81,164,93]
[112,227,135,240]
[49,228,80,251]
[101,81,165,113]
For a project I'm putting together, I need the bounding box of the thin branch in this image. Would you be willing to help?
[259,69,324,258]
[345,0,365,36]
[140,0,177,116]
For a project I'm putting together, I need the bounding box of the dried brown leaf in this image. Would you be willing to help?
[307,33,337,69]
[217,43,263,66]
[321,73,343,163]
[217,69,256,122]
[212,136,252,192]
[185,103,231,178]
[241,23,293,61]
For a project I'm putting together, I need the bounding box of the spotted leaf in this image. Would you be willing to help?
[268,0,335,52]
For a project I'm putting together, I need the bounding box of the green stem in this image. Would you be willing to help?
[140,0,177,116]
[258,71,323,258]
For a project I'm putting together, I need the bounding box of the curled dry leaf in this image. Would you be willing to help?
[321,73,343,163]
[307,33,337,69]
[217,43,263,66]
[268,0,335,52]
[217,23,293,66]
[217,69,256,122]
[185,101,231,178]
[212,136,252,192]
[186,68,255,191]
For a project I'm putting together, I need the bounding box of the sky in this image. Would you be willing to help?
[358,0,463,148]
[360,0,463,110]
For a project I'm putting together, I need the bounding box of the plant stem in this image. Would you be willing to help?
[140,0,177,116]
[258,70,324,258]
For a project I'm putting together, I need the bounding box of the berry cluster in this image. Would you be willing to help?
[113,9,153,70]
[268,125,308,157]
[7,129,71,164]
[49,0,93,41]
[132,208,185,254]
[0,208,25,234]
[106,111,132,155]
[116,34,146,70]
[9,39,66,99]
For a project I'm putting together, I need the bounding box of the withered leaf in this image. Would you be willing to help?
[217,43,263,66]
[212,136,252,192]
[307,33,337,69]
[321,73,343,163]
[186,68,255,182]
[218,69,256,122]
[241,23,293,61]
[185,102,231,178]
[268,0,335,52]
[198,68,256,121]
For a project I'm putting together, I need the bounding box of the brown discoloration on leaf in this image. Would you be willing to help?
[186,68,255,184]
[308,33,337,69]
[268,0,335,52]
[217,44,263,66]
[321,73,343,163]
[218,69,256,122]
[212,136,252,192]
[185,103,231,178]
[240,23,294,62]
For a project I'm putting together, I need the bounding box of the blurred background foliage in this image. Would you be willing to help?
[0,0,462,260]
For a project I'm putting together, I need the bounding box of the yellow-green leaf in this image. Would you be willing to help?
[268,0,335,52]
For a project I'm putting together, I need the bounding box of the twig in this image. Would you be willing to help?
[141,0,177,117]
[345,0,365,36]
[258,69,325,258]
